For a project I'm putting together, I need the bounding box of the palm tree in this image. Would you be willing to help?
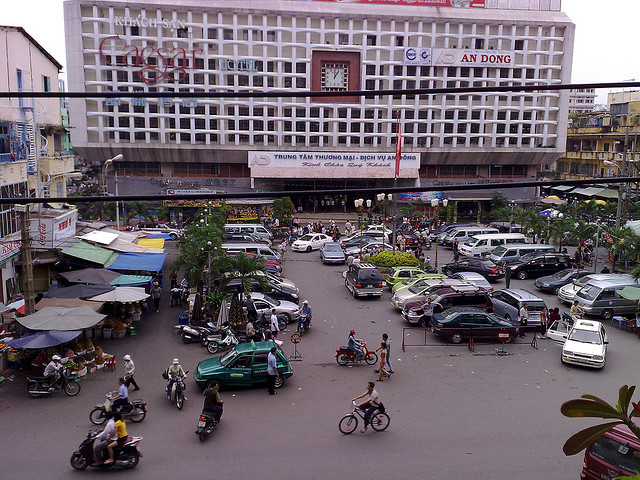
[548,219,574,252]
[170,240,208,289]
[126,201,152,225]
[605,226,640,271]
[568,221,597,251]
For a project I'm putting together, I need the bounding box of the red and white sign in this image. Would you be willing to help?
[0,241,21,265]
[29,210,78,249]
[497,329,511,343]
[311,0,485,7]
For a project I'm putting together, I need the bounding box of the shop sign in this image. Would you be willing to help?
[112,15,186,31]
[398,192,442,202]
[248,151,419,179]
[29,210,77,249]
[221,59,259,72]
[98,35,203,85]
[404,48,432,66]
[310,0,484,7]
[405,48,513,67]
[0,241,21,265]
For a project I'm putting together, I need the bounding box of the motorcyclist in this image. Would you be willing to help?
[43,355,63,390]
[299,299,312,329]
[348,329,363,362]
[570,300,584,321]
[166,358,187,394]
[91,411,115,466]
[107,377,129,411]
[202,383,224,424]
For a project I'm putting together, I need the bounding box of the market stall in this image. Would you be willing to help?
[87,287,150,337]
[59,268,120,285]
[46,284,114,299]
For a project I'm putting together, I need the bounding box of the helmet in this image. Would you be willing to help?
[52,355,61,361]
[123,355,131,361]
[303,300,308,304]
[173,358,179,364]
[349,329,356,335]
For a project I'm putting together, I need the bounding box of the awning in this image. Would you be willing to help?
[46,284,114,299]
[35,298,103,311]
[110,274,153,287]
[137,238,165,249]
[594,188,620,200]
[1,299,25,315]
[571,187,603,197]
[60,268,120,285]
[87,286,150,303]
[17,306,106,331]
[141,233,173,240]
[78,231,119,245]
[103,237,163,253]
[8,330,82,349]
[551,185,575,192]
[61,241,117,267]
[106,252,167,272]
[618,286,640,301]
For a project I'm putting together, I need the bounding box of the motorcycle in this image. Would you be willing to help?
[206,325,239,354]
[297,313,312,333]
[167,371,188,410]
[335,340,378,366]
[89,396,147,425]
[70,429,143,470]
[195,408,222,442]
[176,322,220,345]
[26,368,81,398]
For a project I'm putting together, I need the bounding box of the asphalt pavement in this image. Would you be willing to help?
[0,240,636,480]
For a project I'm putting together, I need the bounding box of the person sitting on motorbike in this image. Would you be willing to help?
[105,412,127,465]
[570,300,584,321]
[301,300,312,327]
[108,377,129,411]
[202,383,224,424]
[91,411,115,466]
[348,329,363,362]
[43,355,63,389]
[166,358,187,393]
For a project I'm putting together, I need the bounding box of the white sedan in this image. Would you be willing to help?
[560,319,608,369]
[291,233,333,252]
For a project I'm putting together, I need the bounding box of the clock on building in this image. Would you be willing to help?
[321,63,348,91]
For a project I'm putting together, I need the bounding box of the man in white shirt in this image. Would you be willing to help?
[270,308,280,338]
[519,303,528,337]
[43,355,63,389]
[123,354,139,391]
[92,412,115,465]
[267,347,280,395]
[353,381,382,433]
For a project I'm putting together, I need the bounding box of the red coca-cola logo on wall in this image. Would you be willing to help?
[99,35,203,86]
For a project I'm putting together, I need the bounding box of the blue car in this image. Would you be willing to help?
[320,242,346,264]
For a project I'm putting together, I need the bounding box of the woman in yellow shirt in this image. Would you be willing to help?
[105,412,127,464]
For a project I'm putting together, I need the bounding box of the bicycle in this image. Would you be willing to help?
[338,401,390,434]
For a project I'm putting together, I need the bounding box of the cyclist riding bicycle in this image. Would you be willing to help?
[352,381,382,433]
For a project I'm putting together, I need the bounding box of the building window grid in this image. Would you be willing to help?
[80,9,564,149]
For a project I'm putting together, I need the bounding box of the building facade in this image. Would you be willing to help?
[64,0,574,205]
[568,87,596,115]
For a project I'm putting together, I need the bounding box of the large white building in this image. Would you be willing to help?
[64,0,574,209]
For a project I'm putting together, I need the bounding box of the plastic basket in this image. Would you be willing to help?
[178,314,190,325]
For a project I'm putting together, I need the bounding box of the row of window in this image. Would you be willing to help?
[0,182,27,238]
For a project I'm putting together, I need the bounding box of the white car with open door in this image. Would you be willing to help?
[546,315,574,345]
[560,319,608,369]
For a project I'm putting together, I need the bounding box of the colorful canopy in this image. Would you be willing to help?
[17,306,106,331]
[141,233,173,240]
[106,252,167,272]
[8,330,82,349]
[47,284,114,299]
[61,241,117,267]
[110,274,153,287]
[137,238,165,249]
[87,286,150,303]
[60,268,120,285]
[35,298,103,311]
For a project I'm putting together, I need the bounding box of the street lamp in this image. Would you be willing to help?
[354,198,370,255]
[103,153,123,229]
[377,193,393,246]
[430,198,448,270]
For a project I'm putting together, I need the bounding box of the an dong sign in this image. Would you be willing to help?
[99,35,203,86]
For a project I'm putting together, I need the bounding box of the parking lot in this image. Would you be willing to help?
[1,238,639,479]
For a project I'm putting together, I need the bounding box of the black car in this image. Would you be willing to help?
[506,252,573,280]
[534,268,591,294]
[431,307,517,344]
[441,258,505,281]
[222,278,299,304]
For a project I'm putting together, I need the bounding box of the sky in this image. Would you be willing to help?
[3,0,639,104]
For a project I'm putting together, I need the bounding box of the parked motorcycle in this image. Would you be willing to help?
[206,326,239,354]
[89,397,147,425]
[176,322,220,345]
[195,408,222,442]
[70,429,143,470]
[26,368,81,397]
[335,340,378,366]
[167,371,188,410]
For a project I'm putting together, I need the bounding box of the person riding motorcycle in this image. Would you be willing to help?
[570,300,584,321]
[107,377,129,411]
[91,411,115,466]
[301,300,312,325]
[202,383,223,424]
[348,329,363,362]
[43,355,63,390]
[166,358,187,393]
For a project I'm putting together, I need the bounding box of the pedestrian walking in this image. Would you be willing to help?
[123,354,140,390]
[375,342,391,381]
[381,333,394,373]
[267,347,279,395]
[151,282,162,312]
[538,307,548,339]
[270,308,280,338]
[519,303,528,337]
[421,297,439,329]
[505,265,512,289]
[170,271,178,290]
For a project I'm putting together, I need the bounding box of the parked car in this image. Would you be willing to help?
[391,278,471,310]
[242,292,300,323]
[574,278,640,321]
[546,316,574,345]
[222,278,299,304]
[391,273,448,293]
[138,222,182,239]
[320,242,346,264]
[534,268,591,294]
[340,233,381,250]
[505,252,572,280]
[362,224,392,236]
[401,285,494,327]
[561,319,608,369]
[385,266,428,290]
[441,258,504,281]
[194,342,293,390]
[557,273,632,305]
[431,307,518,344]
[488,288,547,326]
[449,272,493,292]
[345,240,393,256]
[343,263,383,298]
[292,233,333,252]
[579,423,640,479]
[224,233,271,245]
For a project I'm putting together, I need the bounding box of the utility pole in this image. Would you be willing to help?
[16,205,36,315]
[615,124,629,228]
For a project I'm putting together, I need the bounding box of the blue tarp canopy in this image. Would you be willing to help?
[141,233,172,240]
[8,330,82,349]
[106,252,167,272]
[110,274,153,287]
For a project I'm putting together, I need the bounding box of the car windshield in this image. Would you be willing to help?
[465,237,480,246]
[479,261,497,268]
[324,243,340,250]
[492,245,507,256]
[261,294,279,305]
[298,235,314,241]
[577,285,602,300]
[219,349,238,366]
[568,328,603,344]
[408,283,427,294]
[519,252,539,262]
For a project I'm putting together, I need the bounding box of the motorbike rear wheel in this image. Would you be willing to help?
[365,352,378,365]
[336,353,350,365]
[198,430,208,442]
[27,381,42,398]
[207,342,220,354]
[338,414,358,434]
[181,334,191,344]
[90,407,107,425]
[70,452,89,470]
[63,381,81,396]
[176,391,184,410]
[124,451,140,469]
[129,406,146,423]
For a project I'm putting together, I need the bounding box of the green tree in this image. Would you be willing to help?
[126,201,152,225]
[217,252,268,293]
[272,197,293,222]
[606,227,640,271]
[567,221,597,251]
[548,219,574,251]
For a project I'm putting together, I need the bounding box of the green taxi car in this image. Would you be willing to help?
[391,273,447,293]
[385,266,428,289]
[194,341,293,391]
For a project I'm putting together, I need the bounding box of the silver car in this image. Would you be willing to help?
[391,278,470,310]
[245,292,300,324]
[320,242,346,264]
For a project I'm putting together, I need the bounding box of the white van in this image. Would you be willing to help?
[442,226,499,247]
[221,243,280,261]
[458,233,527,258]
[224,224,273,241]
[557,273,632,305]
[488,243,556,265]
